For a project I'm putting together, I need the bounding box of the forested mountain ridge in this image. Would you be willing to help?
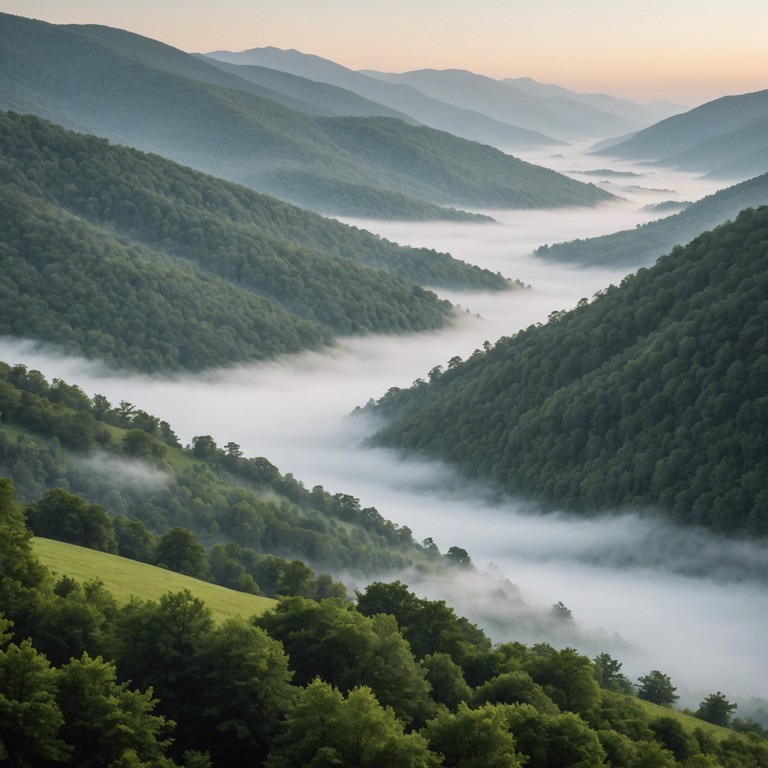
[534,172,768,266]
[594,89,768,179]
[368,207,768,534]
[0,111,520,372]
[0,12,615,217]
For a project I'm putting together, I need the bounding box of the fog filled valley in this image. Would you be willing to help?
[2,147,766,710]
[2,9,768,764]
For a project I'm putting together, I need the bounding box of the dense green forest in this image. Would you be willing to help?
[535,172,768,266]
[0,111,524,372]
[3,480,767,767]
[0,361,438,577]
[368,207,768,534]
[0,13,615,218]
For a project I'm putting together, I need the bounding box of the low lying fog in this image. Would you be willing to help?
[3,152,764,707]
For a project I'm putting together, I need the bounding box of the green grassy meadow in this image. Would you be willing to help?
[33,537,276,622]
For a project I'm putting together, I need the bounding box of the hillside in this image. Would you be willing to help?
[0,112,524,372]
[594,89,768,179]
[33,537,276,622]
[0,13,614,217]
[367,208,768,534]
[534,172,768,266]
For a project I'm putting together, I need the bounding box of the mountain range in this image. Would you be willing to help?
[0,13,614,219]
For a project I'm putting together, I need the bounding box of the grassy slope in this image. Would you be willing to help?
[634,698,734,741]
[33,537,275,622]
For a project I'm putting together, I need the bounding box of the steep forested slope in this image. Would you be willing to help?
[0,13,614,217]
[535,172,768,266]
[0,112,518,371]
[369,208,768,534]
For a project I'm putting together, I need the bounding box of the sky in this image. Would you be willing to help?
[1,0,766,105]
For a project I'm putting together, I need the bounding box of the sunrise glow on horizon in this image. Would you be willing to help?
[1,0,766,106]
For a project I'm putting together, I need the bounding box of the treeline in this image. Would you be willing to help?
[26,487,348,601]
[535,172,768,267]
[3,484,767,767]
[0,361,435,574]
[369,207,768,534]
[0,112,516,372]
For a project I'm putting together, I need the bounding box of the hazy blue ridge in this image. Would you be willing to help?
[534,172,768,266]
[594,89,768,179]
[0,13,614,218]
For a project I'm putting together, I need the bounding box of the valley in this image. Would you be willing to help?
[2,146,764,706]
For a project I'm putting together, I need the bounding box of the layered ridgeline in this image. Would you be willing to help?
[0,112,519,372]
[0,13,614,218]
[535,172,768,266]
[367,208,768,535]
[594,90,768,179]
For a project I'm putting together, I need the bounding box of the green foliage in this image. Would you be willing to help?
[370,207,768,534]
[422,701,525,767]
[26,488,118,553]
[0,639,69,766]
[255,597,434,725]
[265,679,438,768]
[696,692,738,728]
[638,671,679,707]
[55,652,175,768]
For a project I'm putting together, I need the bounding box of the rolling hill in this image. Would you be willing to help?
[367,207,768,535]
[534,172,768,266]
[0,13,614,217]
[594,90,768,179]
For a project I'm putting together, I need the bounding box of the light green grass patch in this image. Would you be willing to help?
[634,697,734,740]
[33,537,275,622]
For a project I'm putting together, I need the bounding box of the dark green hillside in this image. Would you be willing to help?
[369,208,768,534]
[0,112,521,371]
[535,172,768,266]
[0,188,332,370]
[0,13,614,218]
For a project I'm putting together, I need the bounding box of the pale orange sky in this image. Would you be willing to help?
[2,0,766,105]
